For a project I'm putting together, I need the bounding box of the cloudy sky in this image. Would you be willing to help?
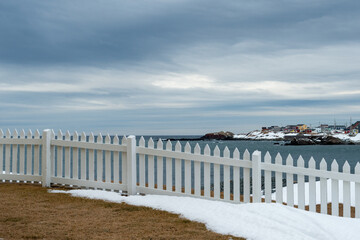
[1,0,360,135]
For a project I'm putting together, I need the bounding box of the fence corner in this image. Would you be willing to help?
[252,150,262,203]
[126,135,137,195]
[41,129,52,187]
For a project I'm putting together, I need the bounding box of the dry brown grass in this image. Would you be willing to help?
[0,182,244,240]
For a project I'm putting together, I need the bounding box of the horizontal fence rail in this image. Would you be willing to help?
[1,129,360,218]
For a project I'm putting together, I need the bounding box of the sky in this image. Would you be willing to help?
[1,0,360,135]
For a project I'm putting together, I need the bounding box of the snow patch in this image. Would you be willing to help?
[50,189,360,240]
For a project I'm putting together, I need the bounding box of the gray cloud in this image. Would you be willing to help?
[1,0,360,134]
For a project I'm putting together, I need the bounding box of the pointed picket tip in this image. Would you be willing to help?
[331,159,339,171]
[148,137,154,148]
[233,148,240,159]
[113,135,119,144]
[27,129,33,138]
[139,136,145,147]
[224,146,230,158]
[51,129,55,138]
[194,143,200,154]
[105,134,111,144]
[185,142,191,153]
[73,131,79,141]
[97,133,103,143]
[297,155,305,167]
[13,129,19,138]
[204,144,210,155]
[264,151,271,163]
[175,141,182,152]
[214,145,220,156]
[35,129,40,138]
[355,163,360,174]
[0,129,4,138]
[309,157,316,168]
[57,130,63,139]
[65,130,71,140]
[166,140,172,150]
[343,161,351,173]
[275,152,282,164]
[6,129,11,138]
[80,132,87,142]
[157,138,163,149]
[20,129,25,138]
[243,149,250,160]
[122,135,127,144]
[286,154,294,165]
[320,158,327,170]
[88,132,94,142]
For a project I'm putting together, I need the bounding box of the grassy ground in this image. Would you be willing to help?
[0,183,244,240]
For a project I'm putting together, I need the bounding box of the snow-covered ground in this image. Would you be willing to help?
[267,179,356,206]
[332,133,360,143]
[234,131,360,143]
[234,131,285,140]
[51,189,360,240]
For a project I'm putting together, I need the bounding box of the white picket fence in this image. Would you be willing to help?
[1,129,360,218]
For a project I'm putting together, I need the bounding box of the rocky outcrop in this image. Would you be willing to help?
[286,135,347,145]
[200,131,234,140]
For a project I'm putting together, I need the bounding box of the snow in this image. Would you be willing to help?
[329,133,360,143]
[50,189,360,240]
[267,179,356,206]
[234,131,285,140]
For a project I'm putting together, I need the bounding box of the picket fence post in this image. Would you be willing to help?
[252,150,262,203]
[126,135,137,195]
[42,129,52,187]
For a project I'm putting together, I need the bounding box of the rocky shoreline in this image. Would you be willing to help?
[166,131,360,145]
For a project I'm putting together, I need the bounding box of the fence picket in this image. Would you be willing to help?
[96,133,103,182]
[56,130,63,178]
[264,152,272,203]
[80,132,87,181]
[204,144,211,197]
[223,146,230,201]
[343,161,351,218]
[355,163,360,218]
[243,149,250,203]
[4,129,11,174]
[275,153,283,204]
[286,154,294,207]
[194,143,201,196]
[0,129,3,173]
[308,157,316,212]
[175,141,181,193]
[185,142,191,195]
[147,138,154,188]
[320,159,328,214]
[297,156,305,210]
[121,136,127,184]
[72,132,79,179]
[105,134,111,183]
[157,139,163,190]
[26,130,33,175]
[12,130,18,174]
[33,130,40,176]
[213,146,220,200]
[113,135,120,183]
[64,131,71,179]
[19,129,25,175]
[331,160,339,216]
[139,137,146,187]
[166,140,172,191]
[233,148,240,202]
